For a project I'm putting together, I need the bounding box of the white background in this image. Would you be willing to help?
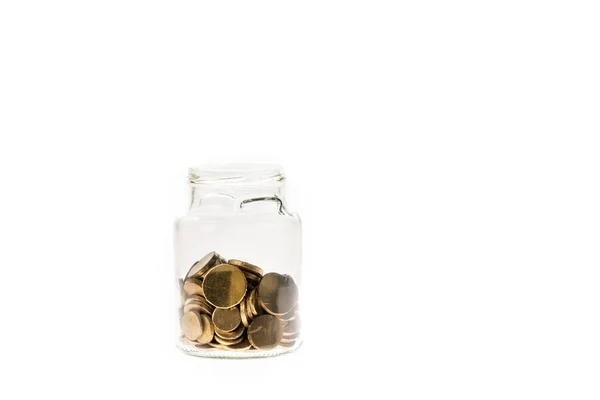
[0,1,599,398]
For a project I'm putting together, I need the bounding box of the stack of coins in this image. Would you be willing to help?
[178,252,300,351]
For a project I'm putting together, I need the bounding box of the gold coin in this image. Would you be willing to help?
[207,341,225,349]
[225,337,252,351]
[239,299,250,327]
[279,340,296,348]
[277,305,297,322]
[214,334,244,346]
[180,311,203,341]
[248,288,263,317]
[183,298,214,315]
[183,278,204,296]
[185,295,214,310]
[228,259,264,276]
[212,307,241,332]
[185,251,222,280]
[283,317,301,335]
[215,323,245,340]
[257,273,298,316]
[247,314,283,350]
[181,337,197,346]
[244,296,254,320]
[178,279,186,305]
[203,264,247,308]
[282,331,300,340]
[197,314,215,344]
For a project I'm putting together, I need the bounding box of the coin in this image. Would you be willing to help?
[228,259,264,276]
[282,331,300,340]
[196,314,215,344]
[277,306,297,322]
[279,340,296,348]
[247,314,283,350]
[257,273,298,316]
[239,299,250,327]
[225,337,252,351]
[183,278,204,296]
[203,264,247,308]
[215,323,245,340]
[183,296,214,315]
[283,317,301,335]
[244,296,254,321]
[248,288,263,317]
[185,251,222,280]
[212,307,241,332]
[181,311,203,341]
[214,334,244,346]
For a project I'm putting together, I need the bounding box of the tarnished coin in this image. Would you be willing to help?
[185,251,222,280]
[203,264,247,308]
[247,314,283,350]
[212,307,241,332]
[239,299,250,327]
[197,314,215,344]
[183,278,204,296]
[228,259,264,276]
[257,273,298,316]
[214,334,244,346]
[181,311,203,341]
[225,337,252,351]
[215,323,245,340]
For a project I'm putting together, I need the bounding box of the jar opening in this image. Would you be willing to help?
[188,163,285,186]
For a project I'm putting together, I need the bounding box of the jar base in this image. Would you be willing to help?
[177,340,302,359]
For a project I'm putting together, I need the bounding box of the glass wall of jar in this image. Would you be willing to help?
[174,164,302,358]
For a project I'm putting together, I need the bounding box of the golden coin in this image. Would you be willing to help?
[196,314,214,344]
[214,334,244,346]
[185,295,214,310]
[180,311,203,341]
[228,259,264,276]
[277,305,297,322]
[244,297,255,320]
[247,314,283,350]
[202,264,247,308]
[239,299,250,327]
[183,298,214,315]
[283,317,301,335]
[225,337,252,351]
[183,278,204,296]
[282,331,300,340]
[279,340,296,348]
[257,273,298,316]
[185,251,222,280]
[207,341,225,349]
[248,288,263,317]
[181,337,197,346]
[215,323,245,340]
[212,307,241,332]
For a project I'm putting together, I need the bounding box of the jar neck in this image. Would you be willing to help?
[189,183,286,209]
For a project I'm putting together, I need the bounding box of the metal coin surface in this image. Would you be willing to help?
[225,337,252,351]
[283,317,301,335]
[212,307,241,332]
[227,259,264,276]
[257,273,298,315]
[214,334,244,346]
[196,314,215,344]
[277,306,297,322]
[215,323,245,340]
[239,299,250,327]
[180,311,203,341]
[183,278,204,296]
[279,340,296,348]
[247,314,283,350]
[202,264,247,308]
[185,251,221,280]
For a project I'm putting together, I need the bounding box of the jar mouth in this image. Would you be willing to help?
[188,163,285,185]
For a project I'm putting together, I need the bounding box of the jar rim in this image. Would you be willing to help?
[188,163,285,185]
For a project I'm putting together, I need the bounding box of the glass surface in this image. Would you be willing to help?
[174,164,302,358]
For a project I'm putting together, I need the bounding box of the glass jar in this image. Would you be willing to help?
[174,164,302,358]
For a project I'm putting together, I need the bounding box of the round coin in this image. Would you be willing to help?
[279,340,296,348]
[185,251,221,280]
[215,323,245,340]
[202,264,247,308]
[180,311,203,341]
[183,278,204,296]
[247,314,283,350]
[228,259,264,276]
[257,273,298,316]
[225,337,252,351]
[239,299,250,327]
[212,307,241,332]
[196,314,215,344]
[214,334,244,346]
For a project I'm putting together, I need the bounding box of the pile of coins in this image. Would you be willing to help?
[178,251,300,351]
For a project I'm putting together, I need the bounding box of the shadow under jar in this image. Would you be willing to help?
[174,164,302,358]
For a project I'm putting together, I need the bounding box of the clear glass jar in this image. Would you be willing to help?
[174,164,302,358]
